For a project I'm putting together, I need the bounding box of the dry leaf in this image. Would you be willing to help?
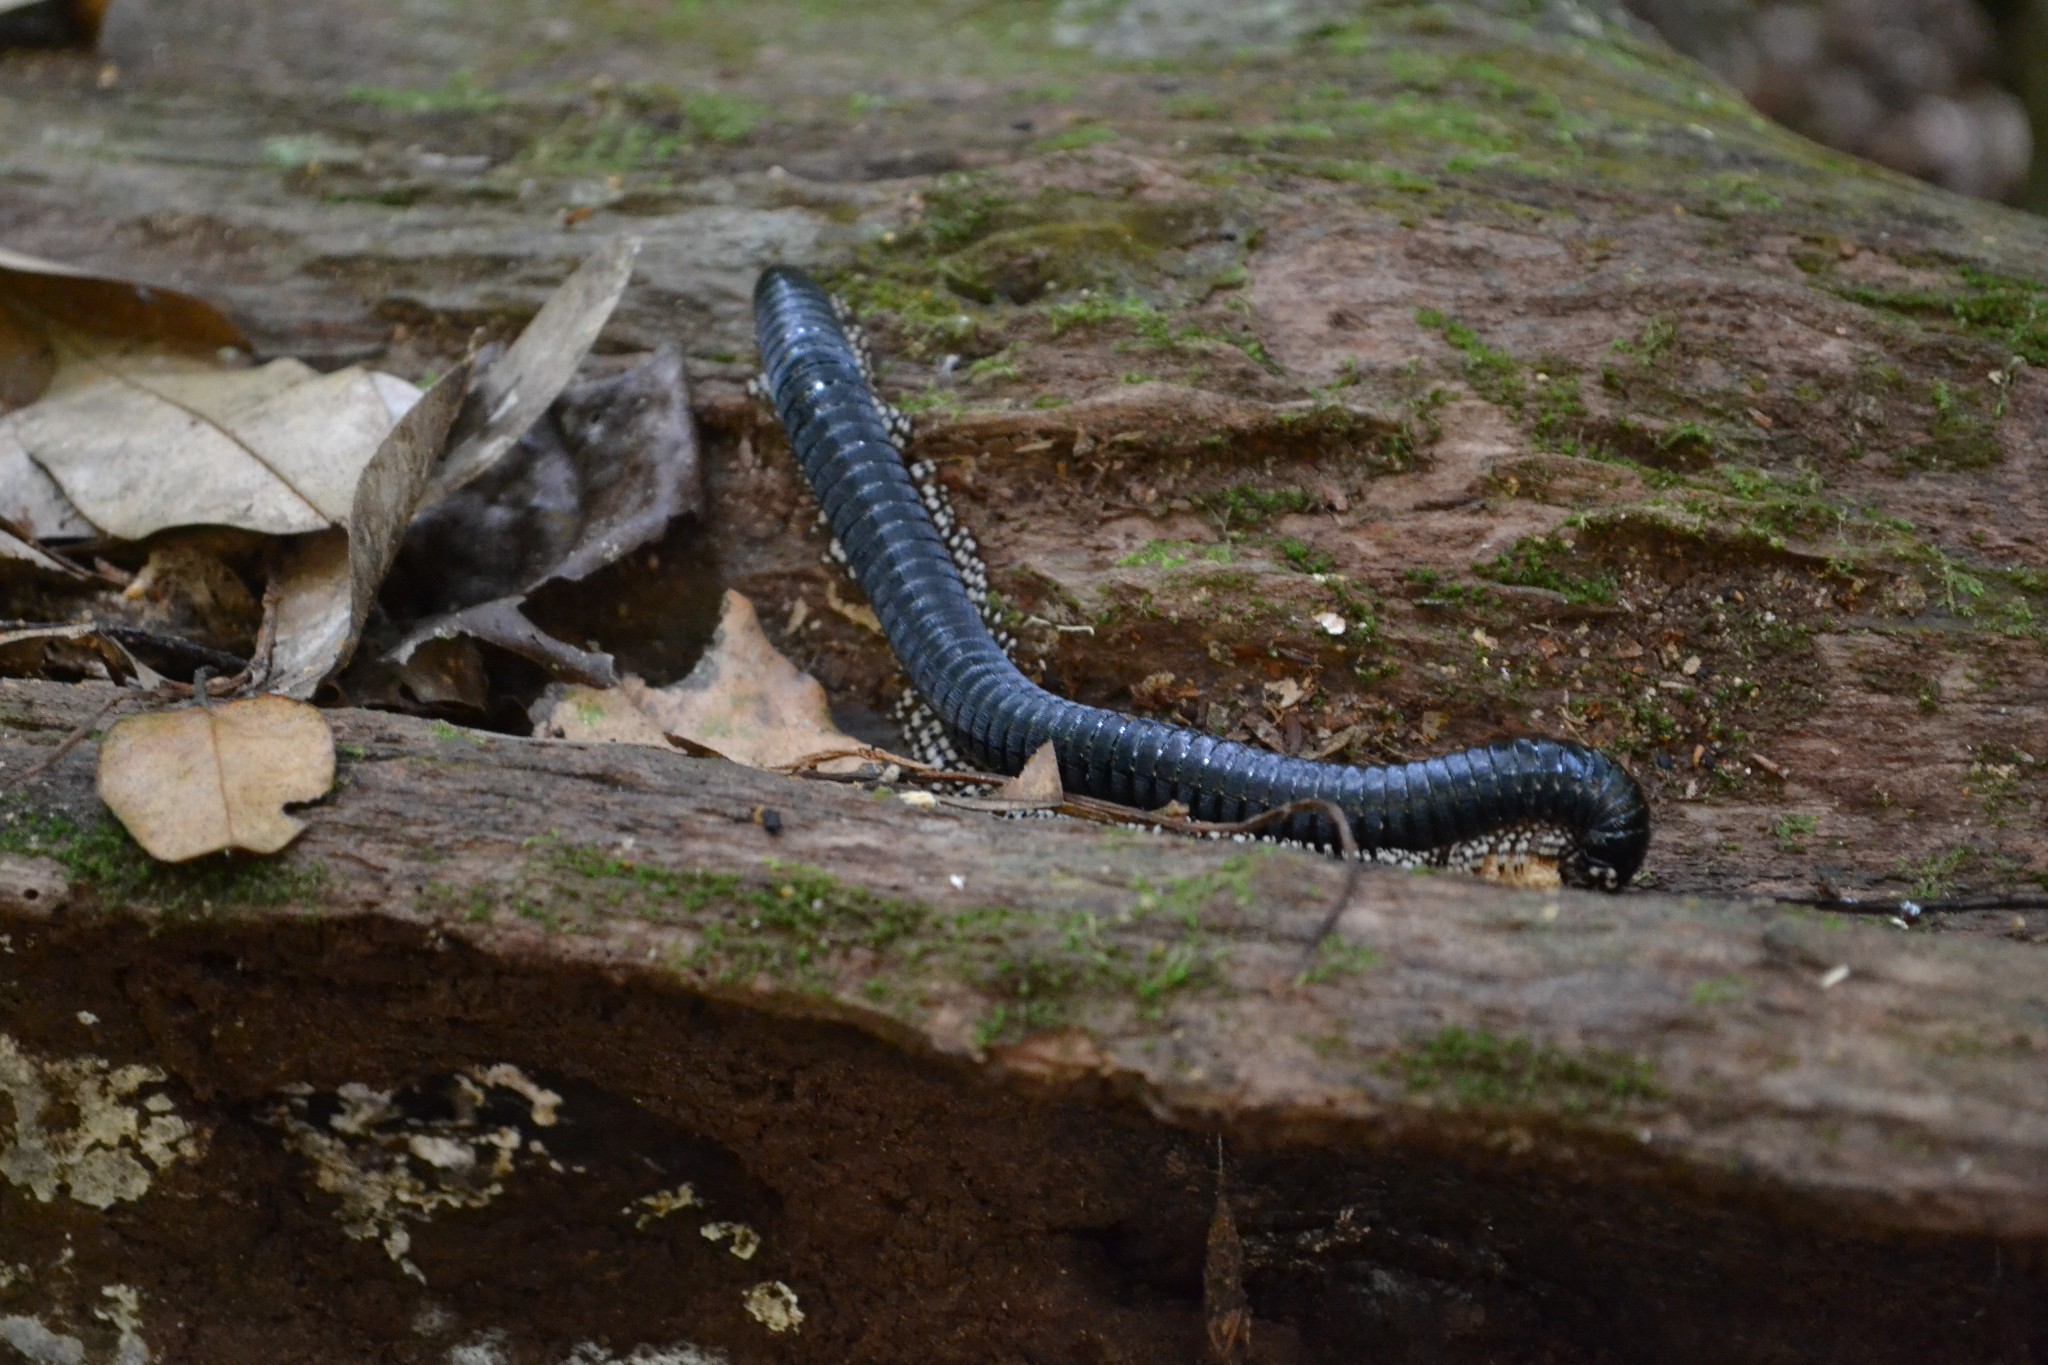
[533,683,673,747]
[0,522,90,579]
[0,246,435,546]
[0,622,164,687]
[393,595,618,688]
[1203,1170,1252,1365]
[4,349,422,542]
[97,695,334,861]
[377,637,490,713]
[997,741,1064,803]
[265,361,470,697]
[0,420,93,536]
[642,591,867,770]
[386,346,697,687]
[528,591,866,772]
[1263,677,1305,713]
[119,537,263,650]
[0,245,246,365]
[0,300,55,413]
[395,347,697,601]
[424,236,640,502]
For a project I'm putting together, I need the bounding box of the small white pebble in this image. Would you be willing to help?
[76,1010,98,1026]
[1818,963,1851,990]
[899,790,937,809]
[949,874,965,890]
[1314,612,1346,636]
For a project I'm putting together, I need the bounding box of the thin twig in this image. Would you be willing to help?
[1770,891,2048,921]
[1,690,129,794]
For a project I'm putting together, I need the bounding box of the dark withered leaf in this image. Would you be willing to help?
[547,347,702,582]
[389,400,583,619]
[381,346,699,691]
[391,596,617,689]
[0,0,96,48]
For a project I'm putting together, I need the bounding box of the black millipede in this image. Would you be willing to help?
[753,266,1650,890]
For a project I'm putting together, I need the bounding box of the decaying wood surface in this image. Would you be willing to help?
[1,678,2043,1361]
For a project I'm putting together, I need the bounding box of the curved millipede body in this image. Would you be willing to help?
[752,266,1650,889]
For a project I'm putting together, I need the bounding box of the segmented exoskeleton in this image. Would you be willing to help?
[753,266,1649,889]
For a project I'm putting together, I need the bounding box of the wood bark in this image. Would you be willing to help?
[0,679,2043,1361]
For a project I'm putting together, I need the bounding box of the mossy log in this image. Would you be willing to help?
[1,678,2044,1362]
[3,0,2048,1358]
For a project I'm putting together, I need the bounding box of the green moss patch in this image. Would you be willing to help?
[1823,263,2048,367]
[0,803,328,916]
[833,173,1256,356]
[1387,1025,1661,1114]
[1478,535,1618,605]
[437,839,1249,1040]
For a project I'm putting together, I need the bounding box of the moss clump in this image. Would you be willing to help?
[1389,1025,1660,1113]
[1417,307,1524,411]
[1115,540,1234,570]
[967,855,1268,1044]
[973,911,1219,1043]
[1828,265,2048,366]
[1688,976,1748,1006]
[1771,813,1819,853]
[1304,936,1381,982]
[834,172,1251,352]
[520,839,926,986]
[346,71,502,114]
[0,803,327,915]
[1906,379,2002,472]
[1478,535,1617,605]
[1278,538,1337,575]
[1044,292,1173,340]
[1193,484,1314,531]
[1035,122,1118,153]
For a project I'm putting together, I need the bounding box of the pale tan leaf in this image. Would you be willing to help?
[537,591,864,772]
[0,245,248,532]
[533,683,674,747]
[424,236,640,503]
[96,695,334,862]
[997,741,1064,803]
[0,416,92,537]
[9,345,413,540]
[634,591,868,771]
[265,362,470,698]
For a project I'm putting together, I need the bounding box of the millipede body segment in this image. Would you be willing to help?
[752,266,1650,889]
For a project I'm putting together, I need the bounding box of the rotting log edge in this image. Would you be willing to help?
[0,676,2042,1229]
[1,677,2045,1360]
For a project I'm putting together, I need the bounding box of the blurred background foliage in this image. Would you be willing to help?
[1621,0,2047,208]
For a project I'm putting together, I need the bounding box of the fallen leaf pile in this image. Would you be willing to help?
[0,236,717,861]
